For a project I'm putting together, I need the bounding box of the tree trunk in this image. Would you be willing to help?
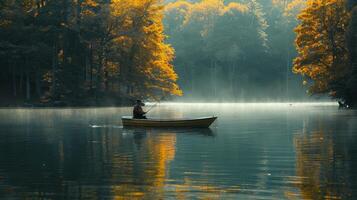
[233,62,238,100]
[89,42,93,91]
[52,41,58,98]
[126,41,139,96]
[214,60,217,98]
[95,43,105,101]
[97,48,104,92]
[104,60,109,92]
[286,45,290,101]
[36,70,41,98]
[85,45,90,82]
[26,70,31,101]
[19,68,23,94]
[190,66,194,96]
[230,62,234,95]
[210,59,214,97]
[12,64,17,97]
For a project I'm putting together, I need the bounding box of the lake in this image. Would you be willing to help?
[0,103,356,199]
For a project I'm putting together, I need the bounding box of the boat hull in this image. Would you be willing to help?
[122,116,217,128]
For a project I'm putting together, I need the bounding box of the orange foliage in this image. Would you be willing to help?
[293,0,351,95]
[82,0,98,7]
[223,2,249,14]
[110,0,182,97]
[166,0,249,37]
[80,0,100,17]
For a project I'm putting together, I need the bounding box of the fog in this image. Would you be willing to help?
[164,0,312,102]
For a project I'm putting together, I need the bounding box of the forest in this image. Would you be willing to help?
[0,0,182,106]
[0,0,356,106]
[165,0,304,101]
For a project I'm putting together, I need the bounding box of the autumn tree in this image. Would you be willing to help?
[0,0,181,106]
[293,0,352,104]
[110,0,182,99]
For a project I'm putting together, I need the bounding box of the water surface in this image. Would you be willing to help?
[0,103,356,199]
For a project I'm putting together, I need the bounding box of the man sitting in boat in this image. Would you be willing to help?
[133,100,147,119]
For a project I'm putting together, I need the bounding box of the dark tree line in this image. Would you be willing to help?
[0,0,181,106]
[346,0,357,106]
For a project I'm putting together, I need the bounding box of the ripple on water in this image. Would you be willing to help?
[0,104,356,199]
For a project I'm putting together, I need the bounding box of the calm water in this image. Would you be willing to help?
[0,103,356,200]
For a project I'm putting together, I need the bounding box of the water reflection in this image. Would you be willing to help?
[0,105,357,199]
[290,112,357,200]
[0,121,216,199]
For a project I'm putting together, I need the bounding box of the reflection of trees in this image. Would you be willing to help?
[0,109,220,199]
[0,123,225,199]
[68,127,178,199]
[110,131,177,199]
[291,118,356,200]
[0,125,179,199]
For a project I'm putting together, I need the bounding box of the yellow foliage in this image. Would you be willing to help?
[109,0,182,97]
[166,0,249,38]
[80,0,100,17]
[105,62,120,77]
[166,0,249,23]
[82,0,98,7]
[0,20,12,28]
[293,128,348,200]
[165,1,192,13]
[293,0,351,94]
[81,9,96,17]
[285,0,305,16]
[183,0,223,26]
[222,3,249,15]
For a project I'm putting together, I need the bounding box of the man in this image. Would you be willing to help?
[133,100,147,119]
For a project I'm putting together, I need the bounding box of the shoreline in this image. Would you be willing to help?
[0,101,340,109]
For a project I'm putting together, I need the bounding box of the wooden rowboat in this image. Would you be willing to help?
[122,116,217,128]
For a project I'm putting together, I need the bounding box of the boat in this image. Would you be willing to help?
[122,127,215,136]
[121,116,217,128]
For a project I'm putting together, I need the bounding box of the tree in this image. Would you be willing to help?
[293,0,351,103]
[110,0,182,99]
[0,0,181,106]
[164,0,306,101]
[345,0,357,106]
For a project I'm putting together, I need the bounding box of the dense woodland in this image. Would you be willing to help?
[165,0,357,103]
[0,0,356,106]
[0,0,181,106]
[165,0,305,101]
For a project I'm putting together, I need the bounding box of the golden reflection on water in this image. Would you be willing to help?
[169,179,241,200]
[106,128,235,200]
[108,109,180,199]
[1,105,356,199]
[287,121,352,200]
[111,131,177,199]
